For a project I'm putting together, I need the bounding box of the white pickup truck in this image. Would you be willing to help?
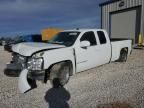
[6,29,132,93]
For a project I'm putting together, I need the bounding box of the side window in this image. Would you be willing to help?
[97,31,107,44]
[80,31,97,46]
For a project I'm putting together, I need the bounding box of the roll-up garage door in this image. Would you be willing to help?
[110,10,136,43]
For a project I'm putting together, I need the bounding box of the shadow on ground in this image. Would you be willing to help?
[44,87,70,108]
[44,78,70,108]
[97,101,133,108]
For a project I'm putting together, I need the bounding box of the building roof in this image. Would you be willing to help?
[99,0,121,6]
[64,29,105,32]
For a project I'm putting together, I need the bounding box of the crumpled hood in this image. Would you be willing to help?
[12,42,65,56]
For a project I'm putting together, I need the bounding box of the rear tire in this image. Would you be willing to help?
[49,62,71,88]
[119,49,128,62]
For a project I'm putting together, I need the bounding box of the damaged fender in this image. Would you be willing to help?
[18,69,31,93]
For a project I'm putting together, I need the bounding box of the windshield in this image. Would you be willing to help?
[48,31,80,46]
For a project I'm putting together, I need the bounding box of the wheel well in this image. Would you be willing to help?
[120,47,128,54]
[44,60,73,83]
[118,47,128,59]
[118,47,128,62]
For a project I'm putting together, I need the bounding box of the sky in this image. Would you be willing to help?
[0,0,108,37]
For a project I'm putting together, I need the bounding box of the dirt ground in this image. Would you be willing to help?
[0,49,144,108]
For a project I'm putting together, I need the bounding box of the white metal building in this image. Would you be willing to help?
[100,0,144,44]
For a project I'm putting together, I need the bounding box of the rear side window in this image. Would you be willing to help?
[80,31,97,46]
[97,31,107,44]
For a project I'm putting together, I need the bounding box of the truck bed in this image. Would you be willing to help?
[110,39,132,62]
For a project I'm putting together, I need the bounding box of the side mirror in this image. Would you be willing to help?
[80,41,90,48]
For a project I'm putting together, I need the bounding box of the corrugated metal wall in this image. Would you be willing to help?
[101,0,143,40]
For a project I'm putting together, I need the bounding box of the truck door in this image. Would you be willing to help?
[96,31,111,65]
[75,31,100,72]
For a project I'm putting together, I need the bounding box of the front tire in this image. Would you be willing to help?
[49,62,71,88]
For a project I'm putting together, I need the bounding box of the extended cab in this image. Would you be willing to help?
[6,29,132,93]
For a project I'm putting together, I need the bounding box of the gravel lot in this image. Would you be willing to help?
[0,49,144,108]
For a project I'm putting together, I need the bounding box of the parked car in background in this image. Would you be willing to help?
[22,34,42,42]
[4,34,42,52]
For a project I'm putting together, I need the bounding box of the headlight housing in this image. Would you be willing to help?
[27,57,43,71]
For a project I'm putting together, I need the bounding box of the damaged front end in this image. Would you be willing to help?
[4,53,27,77]
[19,69,37,93]
[19,53,45,93]
[5,51,46,93]
[19,69,45,93]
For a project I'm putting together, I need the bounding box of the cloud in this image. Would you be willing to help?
[0,0,107,36]
[0,0,16,3]
[46,17,100,29]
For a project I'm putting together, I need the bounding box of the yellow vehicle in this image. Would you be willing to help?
[41,28,63,41]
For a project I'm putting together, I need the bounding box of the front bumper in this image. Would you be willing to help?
[4,62,22,77]
[5,53,27,77]
[5,62,46,81]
